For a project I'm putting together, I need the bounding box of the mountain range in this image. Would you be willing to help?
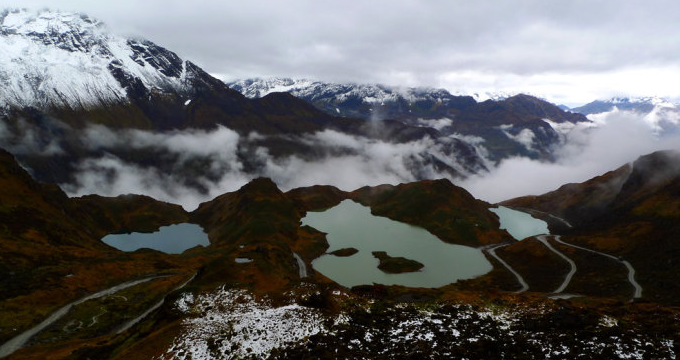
[3,8,680,360]
[0,9,594,205]
[229,77,590,160]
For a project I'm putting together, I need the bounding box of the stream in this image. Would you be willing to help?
[292,253,307,278]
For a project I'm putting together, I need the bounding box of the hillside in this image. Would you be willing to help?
[503,150,680,304]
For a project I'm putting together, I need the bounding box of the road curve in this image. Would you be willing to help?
[535,235,577,294]
[552,235,642,300]
[0,276,162,358]
[487,244,529,293]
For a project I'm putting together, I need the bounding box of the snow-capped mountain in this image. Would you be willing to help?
[0,10,494,195]
[228,77,478,120]
[572,96,680,133]
[571,96,678,115]
[0,9,214,112]
[229,77,590,161]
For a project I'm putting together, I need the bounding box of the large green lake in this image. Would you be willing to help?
[302,200,492,288]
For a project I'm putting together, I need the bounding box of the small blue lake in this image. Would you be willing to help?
[490,206,549,240]
[101,223,210,254]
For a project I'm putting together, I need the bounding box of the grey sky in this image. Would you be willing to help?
[3,0,680,105]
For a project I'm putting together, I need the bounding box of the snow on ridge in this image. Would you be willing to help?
[0,8,190,110]
[1,8,102,36]
[229,77,464,106]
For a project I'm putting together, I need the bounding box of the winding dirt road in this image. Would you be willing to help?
[535,235,577,294]
[552,235,642,300]
[0,276,161,358]
[293,252,308,278]
[486,244,529,293]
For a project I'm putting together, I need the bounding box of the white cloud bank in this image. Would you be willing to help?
[63,126,485,210]
[461,110,680,203]
[6,110,677,210]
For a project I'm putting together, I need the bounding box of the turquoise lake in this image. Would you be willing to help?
[101,223,210,254]
[302,200,492,288]
[490,206,550,240]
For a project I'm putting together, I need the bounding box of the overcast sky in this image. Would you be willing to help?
[3,0,680,106]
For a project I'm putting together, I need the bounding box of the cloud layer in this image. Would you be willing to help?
[60,125,484,210]
[461,110,680,203]
[3,1,680,104]
[3,108,679,210]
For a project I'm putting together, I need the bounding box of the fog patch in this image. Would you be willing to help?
[0,118,65,156]
[62,154,251,211]
[416,118,453,131]
[461,111,680,203]
[499,124,536,152]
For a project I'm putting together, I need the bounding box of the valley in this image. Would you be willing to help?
[2,6,680,360]
[2,146,680,358]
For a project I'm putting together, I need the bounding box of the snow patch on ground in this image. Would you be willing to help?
[157,288,325,360]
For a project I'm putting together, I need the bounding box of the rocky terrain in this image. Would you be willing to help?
[1,146,680,359]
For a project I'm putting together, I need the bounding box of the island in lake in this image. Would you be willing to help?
[329,247,359,257]
[372,251,424,274]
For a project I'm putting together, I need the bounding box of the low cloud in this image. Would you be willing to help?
[63,126,481,210]
[13,108,678,210]
[460,110,680,203]
[0,117,66,156]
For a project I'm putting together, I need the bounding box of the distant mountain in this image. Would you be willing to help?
[228,77,479,120]
[572,96,680,133]
[229,78,590,161]
[571,97,676,115]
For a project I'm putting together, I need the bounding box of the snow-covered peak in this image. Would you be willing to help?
[0,8,195,111]
[470,91,515,102]
[609,96,677,108]
[1,8,102,36]
[229,77,471,105]
[228,78,317,98]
